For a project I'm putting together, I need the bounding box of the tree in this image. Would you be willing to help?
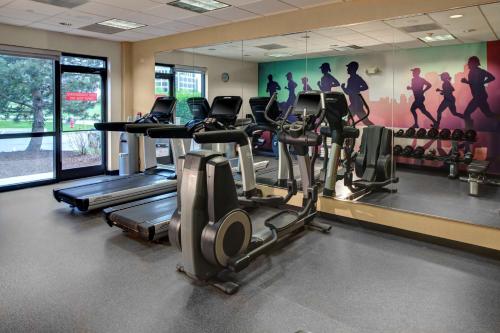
[0,55,54,151]
[61,72,101,123]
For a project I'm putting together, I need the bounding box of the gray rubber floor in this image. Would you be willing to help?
[1,183,500,332]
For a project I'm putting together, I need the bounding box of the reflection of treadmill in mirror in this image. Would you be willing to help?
[103,96,245,241]
[53,97,180,212]
[247,97,289,187]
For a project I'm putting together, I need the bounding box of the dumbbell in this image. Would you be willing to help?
[413,146,425,158]
[395,129,405,137]
[439,128,451,140]
[427,128,439,139]
[424,149,437,160]
[402,145,414,156]
[405,128,416,138]
[393,145,403,156]
[416,128,427,138]
[464,151,473,164]
[451,129,464,141]
[465,129,477,142]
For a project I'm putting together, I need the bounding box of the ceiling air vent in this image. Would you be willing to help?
[399,23,442,33]
[78,24,125,34]
[255,44,287,50]
[31,0,89,8]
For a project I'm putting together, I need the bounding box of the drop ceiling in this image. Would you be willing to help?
[0,0,345,41]
[179,3,500,63]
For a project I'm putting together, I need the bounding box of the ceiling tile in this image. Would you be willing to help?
[394,40,428,49]
[113,29,156,41]
[141,3,197,20]
[279,0,340,8]
[428,6,491,36]
[123,12,168,25]
[481,2,500,37]
[205,6,259,22]
[6,0,67,15]
[385,14,434,28]
[455,28,497,43]
[408,28,451,39]
[181,13,228,27]
[154,19,199,32]
[131,25,175,36]
[93,0,160,11]
[0,15,31,26]
[215,0,260,5]
[239,0,296,16]
[75,1,137,19]
[38,10,107,28]
[0,0,12,6]
[348,21,390,33]
[0,6,49,22]
[29,21,73,32]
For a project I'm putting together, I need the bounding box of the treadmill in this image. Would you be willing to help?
[53,97,180,212]
[103,96,246,241]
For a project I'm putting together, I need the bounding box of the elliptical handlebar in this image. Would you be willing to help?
[263,92,279,126]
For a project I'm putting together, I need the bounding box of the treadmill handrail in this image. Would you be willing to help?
[94,122,132,132]
[147,125,192,139]
[125,123,175,134]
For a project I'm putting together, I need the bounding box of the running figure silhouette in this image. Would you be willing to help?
[301,76,312,91]
[461,56,497,129]
[284,72,297,111]
[341,61,373,126]
[317,62,340,92]
[435,72,463,128]
[407,67,437,128]
[266,74,281,97]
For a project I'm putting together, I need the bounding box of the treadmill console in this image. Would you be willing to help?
[150,96,176,123]
[210,96,243,123]
[249,97,281,125]
[187,97,211,121]
[293,92,322,116]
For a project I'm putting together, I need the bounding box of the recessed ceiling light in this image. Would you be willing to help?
[419,34,455,42]
[97,19,145,30]
[168,0,229,13]
[449,14,463,19]
[266,52,292,58]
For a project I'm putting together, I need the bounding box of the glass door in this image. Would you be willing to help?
[0,53,56,190]
[59,55,107,180]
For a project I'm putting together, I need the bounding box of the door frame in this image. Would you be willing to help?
[57,53,108,181]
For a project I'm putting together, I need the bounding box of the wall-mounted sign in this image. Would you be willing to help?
[65,92,97,101]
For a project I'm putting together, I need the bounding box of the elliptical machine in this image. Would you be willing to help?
[321,92,398,199]
[167,91,331,294]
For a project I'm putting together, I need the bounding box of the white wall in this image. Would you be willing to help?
[0,23,122,170]
[155,50,258,116]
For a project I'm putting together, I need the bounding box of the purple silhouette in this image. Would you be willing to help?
[435,72,463,128]
[341,61,373,126]
[301,76,312,91]
[284,72,297,110]
[461,56,497,129]
[407,67,437,128]
[266,74,281,97]
[317,62,340,92]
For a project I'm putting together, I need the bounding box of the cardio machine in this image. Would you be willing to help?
[103,96,258,241]
[246,97,289,187]
[321,92,398,199]
[165,91,331,294]
[53,97,181,211]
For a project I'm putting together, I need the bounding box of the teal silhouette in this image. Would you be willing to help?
[435,72,463,128]
[407,67,437,128]
[266,74,281,97]
[461,56,497,129]
[341,61,373,126]
[317,62,340,92]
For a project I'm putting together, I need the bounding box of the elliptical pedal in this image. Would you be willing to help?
[264,210,299,232]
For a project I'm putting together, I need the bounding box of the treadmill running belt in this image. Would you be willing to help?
[109,195,177,227]
[56,174,168,198]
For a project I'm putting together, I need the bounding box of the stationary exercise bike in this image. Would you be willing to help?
[170,91,331,294]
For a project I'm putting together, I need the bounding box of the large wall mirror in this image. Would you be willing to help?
[154,3,500,230]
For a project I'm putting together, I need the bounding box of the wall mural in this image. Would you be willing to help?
[258,40,500,174]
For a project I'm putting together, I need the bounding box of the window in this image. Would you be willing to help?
[174,69,205,124]
[155,64,174,98]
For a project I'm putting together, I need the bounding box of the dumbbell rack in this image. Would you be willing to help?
[394,128,476,178]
